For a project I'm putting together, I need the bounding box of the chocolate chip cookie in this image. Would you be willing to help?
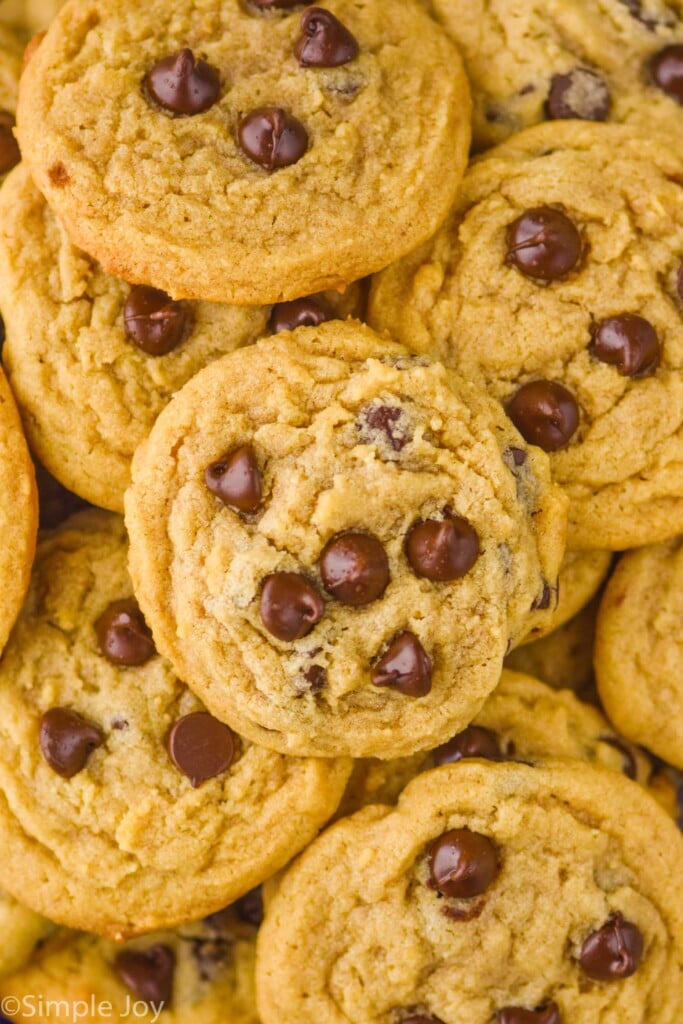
[16,0,470,304]
[0,889,54,980]
[521,548,612,645]
[370,121,683,550]
[0,510,350,939]
[126,321,567,759]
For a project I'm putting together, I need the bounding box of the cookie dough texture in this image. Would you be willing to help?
[430,0,683,151]
[0,889,55,980]
[595,538,683,769]
[16,0,471,304]
[0,166,269,511]
[0,511,350,939]
[126,321,567,759]
[257,760,683,1024]
[0,366,37,653]
[522,547,611,645]
[370,122,683,550]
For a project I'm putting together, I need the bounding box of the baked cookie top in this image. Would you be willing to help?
[0,510,349,939]
[16,0,470,304]
[0,888,55,980]
[430,0,683,151]
[370,121,683,550]
[257,760,683,1024]
[126,321,567,760]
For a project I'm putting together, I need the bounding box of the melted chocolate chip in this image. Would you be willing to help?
[294,7,359,67]
[269,295,334,333]
[507,380,579,452]
[651,45,683,102]
[505,207,582,281]
[0,110,20,175]
[205,445,262,513]
[260,572,324,641]
[238,107,308,170]
[233,886,264,926]
[496,1003,561,1024]
[167,712,235,787]
[123,286,191,356]
[320,532,389,605]
[39,708,104,779]
[144,49,220,115]
[579,913,644,981]
[302,664,326,693]
[547,69,610,121]
[590,314,660,378]
[358,403,410,452]
[115,946,175,1008]
[371,631,432,697]
[95,599,156,666]
[432,726,502,766]
[428,829,499,899]
[405,514,480,582]
[600,735,638,780]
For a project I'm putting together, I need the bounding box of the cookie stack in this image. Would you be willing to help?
[0,0,681,1022]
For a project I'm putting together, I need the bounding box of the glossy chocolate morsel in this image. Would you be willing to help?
[115,945,176,1007]
[428,828,499,899]
[205,446,263,513]
[371,631,432,696]
[294,7,359,67]
[405,514,479,582]
[579,913,644,981]
[590,314,660,378]
[507,380,579,452]
[651,44,683,102]
[123,286,191,356]
[95,599,156,666]
[505,207,582,281]
[260,572,325,641]
[40,708,104,778]
[238,107,308,170]
[167,712,236,787]
[432,726,502,766]
[144,49,220,115]
[320,532,389,605]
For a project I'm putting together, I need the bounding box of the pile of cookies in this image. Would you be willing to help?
[0,0,682,1021]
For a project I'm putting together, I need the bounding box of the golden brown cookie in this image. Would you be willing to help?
[521,548,611,645]
[0,889,54,980]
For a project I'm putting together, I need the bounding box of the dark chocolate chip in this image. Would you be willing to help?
[496,1002,561,1024]
[371,631,432,697]
[546,69,610,121]
[0,109,20,175]
[320,531,389,605]
[123,286,191,356]
[432,726,502,766]
[205,445,262,513]
[590,314,660,378]
[144,49,220,116]
[505,207,582,281]
[302,664,326,693]
[233,886,264,927]
[507,446,527,467]
[260,572,324,641]
[95,599,156,666]
[269,295,334,333]
[579,913,644,981]
[358,403,410,452]
[39,708,104,779]
[427,828,499,899]
[294,7,359,67]
[167,712,235,787]
[600,735,638,780]
[238,107,308,170]
[405,514,480,582]
[532,581,553,611]
[507,380,579,452]
[115,945,175,1008]
[651,45,683,102]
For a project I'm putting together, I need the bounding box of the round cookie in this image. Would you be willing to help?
[0,365,37,653]
[595,538,683,769]
[0,510,350,939]
[522,547,612,645]
[0,889,55,980]
[430,0,683,151]
[257,760,683,1024]
[370,121,683,550]
[0,898,261,1024]
[16,0,471,305]
[126,321,567,760]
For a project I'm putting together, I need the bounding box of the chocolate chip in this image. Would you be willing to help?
[651,44,683,102]
[432,726,502,766]
[320,532,389,605]
[260,572,324,641]
[39,708,104,779]
[358,403,410,452]
[269,295,334,333]
[302,664,326,693]
[115,946,175,1008]
[532,581,553,611]
[405,514,480,582]
[371,631,432,697]
[579,913,644,981]
[123,286,191,356]
[505,207,582,281]
[0,110,20,175]
[167,712,235,788]
[590,314,660,378]
[205,446,262,513]
[600,735,638,780]
[95,599,156,666]
[427,829,499,899]
[144,49,220,116]
[238,107,308,170]
[506,446,527,467]
[546,69,610,121]
[233,886,264,927]
[496,1003,561,1024]
[294,7,359,67]
[507,380,579,452]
